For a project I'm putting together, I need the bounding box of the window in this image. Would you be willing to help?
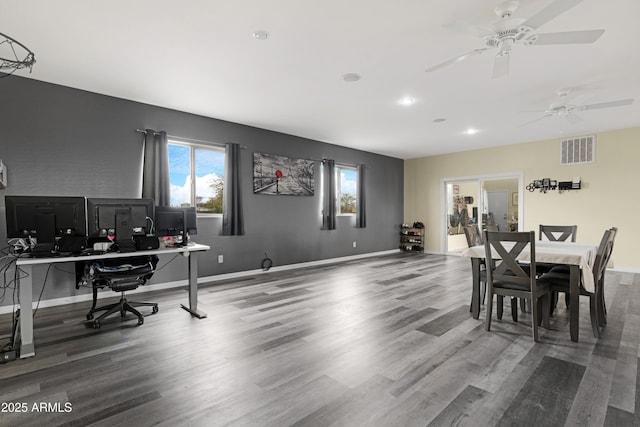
[167,141,225,214]
[337,166,357,214]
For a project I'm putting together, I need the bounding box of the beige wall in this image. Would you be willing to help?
[404,126,640,270]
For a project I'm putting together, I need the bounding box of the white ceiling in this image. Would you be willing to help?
[4,0,640,159]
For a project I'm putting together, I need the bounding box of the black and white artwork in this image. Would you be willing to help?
[253,152,314,196]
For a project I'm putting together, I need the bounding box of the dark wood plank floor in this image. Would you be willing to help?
[0,253,638,426]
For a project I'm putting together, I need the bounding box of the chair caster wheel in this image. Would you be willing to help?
[137,318,144,326]
[87,314,94,320]
[152,306,159,314]
[92,321,101,329]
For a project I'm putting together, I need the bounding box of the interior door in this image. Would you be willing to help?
[486,191,509,232]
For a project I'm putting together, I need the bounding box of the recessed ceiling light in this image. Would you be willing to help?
[433,118,446,123]
[398,97,416,106]
[252,30,269,40]
[343,73,361,82]
[465,128,479,135]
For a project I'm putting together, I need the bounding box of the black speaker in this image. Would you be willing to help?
[134,235,160,250]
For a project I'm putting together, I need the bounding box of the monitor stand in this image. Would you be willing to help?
[33,213,56,254]
[115,210,136,252]
[178,209,190,246]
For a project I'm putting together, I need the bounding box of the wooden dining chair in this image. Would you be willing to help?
[598,227,617,326]
[464,225,487,309]
[538,228,615,338]
[483,230,551,342]
[539,224,577,242]
[463,224,482,247]
[538,224,579,311]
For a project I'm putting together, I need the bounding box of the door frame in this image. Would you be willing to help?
[440,171,524,254]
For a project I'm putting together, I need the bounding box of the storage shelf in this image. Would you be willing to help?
[400,223,424,253]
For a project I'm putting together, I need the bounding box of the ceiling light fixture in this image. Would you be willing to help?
[398,97,416,106]
[252,30,269,40]
[0,31,36,77]
[465,128,479,135]
[342,73,361,82]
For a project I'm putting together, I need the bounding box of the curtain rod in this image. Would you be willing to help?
[316,158,368,168]
[136,128,247,149]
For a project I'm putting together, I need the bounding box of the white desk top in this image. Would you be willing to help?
[15,242,211,266]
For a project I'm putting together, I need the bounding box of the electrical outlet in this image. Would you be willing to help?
[218,255,224,263]
[352,241,357,248]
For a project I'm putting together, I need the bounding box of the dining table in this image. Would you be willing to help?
[463,240,599,342]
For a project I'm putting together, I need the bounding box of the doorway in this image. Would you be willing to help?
[486,191,508,231]
[442,173,523,254]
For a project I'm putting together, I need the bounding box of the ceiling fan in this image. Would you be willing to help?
[519,90,634,126]
[425,0,605,78]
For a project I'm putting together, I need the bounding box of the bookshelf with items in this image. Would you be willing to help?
[400,222,424,252]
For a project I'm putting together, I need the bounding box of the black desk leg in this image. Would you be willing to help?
[180,252,207,319]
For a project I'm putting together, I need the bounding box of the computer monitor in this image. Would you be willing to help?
[154,206,197,245]
[5,195,87,252]
[86,198,154,251]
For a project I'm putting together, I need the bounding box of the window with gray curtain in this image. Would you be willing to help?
[167,140,225,213]
[321,159,336,230]
[356,164,366,228]
[142,129,170,206]
[222,142,244,235]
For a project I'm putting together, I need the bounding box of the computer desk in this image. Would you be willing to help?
[15,242,210,358]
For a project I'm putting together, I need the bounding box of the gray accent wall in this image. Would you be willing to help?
[0,77,403,307]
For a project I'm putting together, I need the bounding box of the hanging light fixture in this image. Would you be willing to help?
[0,31,36,78]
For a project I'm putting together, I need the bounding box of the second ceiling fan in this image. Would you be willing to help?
[426,0,605,78]
[519,90,634,126]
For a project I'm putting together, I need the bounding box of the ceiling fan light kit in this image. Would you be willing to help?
[426,0,605,79]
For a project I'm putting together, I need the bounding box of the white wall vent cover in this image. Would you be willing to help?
[560,135,595,165]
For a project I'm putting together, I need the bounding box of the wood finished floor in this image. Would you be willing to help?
[1,252,639,426]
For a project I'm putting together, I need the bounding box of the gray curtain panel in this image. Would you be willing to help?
[222,142,245,236]
[322,159,336,230]
[356,164,366,228]
[141,129,170,206]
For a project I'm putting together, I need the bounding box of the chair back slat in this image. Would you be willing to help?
[539,225,577,242]
[593,228,615,283]
[463,224,483,247]
[484,231,536,289]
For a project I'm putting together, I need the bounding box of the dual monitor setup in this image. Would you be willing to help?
[4,196,197,256]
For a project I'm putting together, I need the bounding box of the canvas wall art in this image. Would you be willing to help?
[253,152,314,196]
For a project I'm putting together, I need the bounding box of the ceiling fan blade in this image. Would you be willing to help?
[522,0,583,30]
[565,113,583,124]
[492,53,510,79]
[531,29,605,45]
[425,48,489,73]
[582,98,634,110]
[517,113,553,128]
[444,20,494,39]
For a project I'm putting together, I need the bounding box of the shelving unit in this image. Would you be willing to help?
[400,223,424,253]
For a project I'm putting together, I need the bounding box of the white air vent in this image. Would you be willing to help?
[560,135,595,165]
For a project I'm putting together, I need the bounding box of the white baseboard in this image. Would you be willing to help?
[0,249,401,315]
[610,266,640,274]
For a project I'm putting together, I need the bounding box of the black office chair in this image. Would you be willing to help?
[82,255,159,328]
